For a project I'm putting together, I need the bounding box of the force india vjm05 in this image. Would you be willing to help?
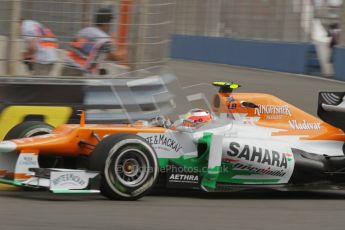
[0,82,345,200]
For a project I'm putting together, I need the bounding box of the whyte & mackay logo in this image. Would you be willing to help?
[145,134,182,153]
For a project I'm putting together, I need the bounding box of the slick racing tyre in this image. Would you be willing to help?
[4,121,54,140]
[89,134,159,200]
[4,121,57,168]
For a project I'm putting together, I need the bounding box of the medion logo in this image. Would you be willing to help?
[227,142,288,169]
[288,120,321,130]
[255,105,291,117]
[19,156,37,166]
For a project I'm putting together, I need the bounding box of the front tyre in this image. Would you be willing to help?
[89,134,159,200]
[4,121,54,140]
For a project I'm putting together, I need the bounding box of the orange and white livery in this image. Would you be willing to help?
[0,81,345,200]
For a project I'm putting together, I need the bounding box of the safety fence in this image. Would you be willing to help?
[1,0,345,80]
[172,0,314,43]
[170,0,320,75]
[0,0,174,77]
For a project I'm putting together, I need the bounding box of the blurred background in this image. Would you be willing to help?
[0,0,344,80]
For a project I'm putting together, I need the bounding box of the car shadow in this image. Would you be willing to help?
[149,188,345,200]
[0,190,106,202]
[1,188,345,202]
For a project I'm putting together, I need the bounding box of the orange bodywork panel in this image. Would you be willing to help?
[11,124,166,157]
[213,92,345,141]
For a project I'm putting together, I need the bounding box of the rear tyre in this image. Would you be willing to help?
[4,121,54,140]
[89,134,159,200]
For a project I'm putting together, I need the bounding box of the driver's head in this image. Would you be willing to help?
[183,109,213,126]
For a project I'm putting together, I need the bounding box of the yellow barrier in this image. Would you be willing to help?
[0,105,72,140]
[0,106,73,190]
[0,184,20,190]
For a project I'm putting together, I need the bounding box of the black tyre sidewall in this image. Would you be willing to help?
[4,121,54,140]
[89,133,159,200]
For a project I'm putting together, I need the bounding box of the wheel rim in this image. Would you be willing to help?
[23,127,52,137]
[104,138,159,198]
[112,147,150,188]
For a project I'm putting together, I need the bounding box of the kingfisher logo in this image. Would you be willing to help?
[227,142,289,169]
[254,105,291,117]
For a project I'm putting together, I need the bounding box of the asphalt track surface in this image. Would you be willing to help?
[1,60,345,230]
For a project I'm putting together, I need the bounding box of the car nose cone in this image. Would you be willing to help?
[0,141,17,153]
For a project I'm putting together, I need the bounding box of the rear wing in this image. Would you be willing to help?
[317,92,345,132]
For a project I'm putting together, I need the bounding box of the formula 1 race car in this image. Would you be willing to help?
[0,81,345,200]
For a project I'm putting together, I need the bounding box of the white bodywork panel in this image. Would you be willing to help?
[208,135,223,171]
[222,137,295,184]
[23,168,99,191]
[15,153,39,180]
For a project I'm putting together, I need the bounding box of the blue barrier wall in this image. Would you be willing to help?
[170,34,314,74]
[334,47,345,81]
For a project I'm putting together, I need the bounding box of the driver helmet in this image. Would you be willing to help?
[183,109,213,126]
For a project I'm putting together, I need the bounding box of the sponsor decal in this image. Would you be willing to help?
[226,96,235,103]
[145,134,182,153]
[226,96,237,110]
[15,153,39,176]
[227,142,288,169]
[169,174,199,184]
[166,162,200,189]
[255,105,291,117]
[284,153,293,161]
[243,117,258,125]
[228,103,237,110]
[232,162,286,177]
[288,120,321,130]
[18,156,37,166]
[52,173,86,187]
[265,115,283,120]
